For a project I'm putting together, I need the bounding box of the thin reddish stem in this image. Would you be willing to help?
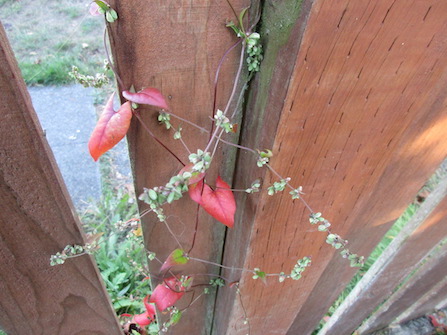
[210,39,243,138]
[133,111,185,166]
[187,203,201,254]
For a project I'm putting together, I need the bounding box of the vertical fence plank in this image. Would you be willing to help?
[395,277,447,325]
[106,1,249,333]
[358,240,447,334]
[214,0,447,334]
[286,0,447,333]
[0,24,122,335]
[319,176,447,335]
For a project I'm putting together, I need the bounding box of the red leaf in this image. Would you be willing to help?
[188,179,204,204]
[150,277,190,311]
[123,88,169,110]
[188,177,236,228]
[131,295,156,327]
[160,249,189,273]
[88,93,132,161]
[201,177,236,228]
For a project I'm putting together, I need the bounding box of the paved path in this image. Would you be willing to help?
[28,85,106,207]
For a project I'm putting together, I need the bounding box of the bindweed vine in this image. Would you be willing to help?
[50,1,365,334]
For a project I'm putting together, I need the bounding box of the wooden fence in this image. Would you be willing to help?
[1,0,447,334]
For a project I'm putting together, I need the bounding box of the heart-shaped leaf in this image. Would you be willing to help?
[150,277,190,311]
[123,88,169,110]
[188,179,205,204]
[188,176,236,228]
[160,249,189,273]
[88,93,132,161]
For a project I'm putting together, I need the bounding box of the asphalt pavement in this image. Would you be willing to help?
[28,85,131,208]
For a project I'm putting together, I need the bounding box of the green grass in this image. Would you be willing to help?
[80,187,153,315]
[311,205,418,334]
[1,0,106,85]
[78,145,153,315]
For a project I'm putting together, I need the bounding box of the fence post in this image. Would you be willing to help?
[0,24,122,335]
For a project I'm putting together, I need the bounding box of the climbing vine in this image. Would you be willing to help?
[51,1,364,334]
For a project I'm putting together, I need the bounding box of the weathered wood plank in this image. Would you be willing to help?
[0,24,122,335]
[106,1,249,333]
[358,240,447,334]
[395,275,447,325]
[213,0,315,333]
[214,0,447,334]
[319,176,447,334]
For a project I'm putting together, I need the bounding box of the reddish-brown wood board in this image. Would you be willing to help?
[0,24,122,335]
[214,0,447,334]
[106,1,249,333]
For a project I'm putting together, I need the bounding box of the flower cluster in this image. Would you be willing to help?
[257,149,272,167]
[139,173,192,221]
[309,212,331,231]
[246,32,263,73]
[267,178,290,195]
[214,109,235,133]
[158,112,172,129]
[289,186,304,199]
[188,149,211,173]
[245,179,261,193]
[50,243,97,266]
[290,256,312,280]
[69,66,109,88]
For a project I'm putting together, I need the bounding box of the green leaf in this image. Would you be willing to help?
[106,11,114,22]
[94,0,109,12]
[112,272,128,286]
[170,310,182,325]
[238,7,249,34]
[117,283,131,297]
[160,249,189,272]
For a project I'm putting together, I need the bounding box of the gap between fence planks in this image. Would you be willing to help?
[319,175,447,335]
[358,239,447,334]
[215,0,447,334]
[0,24,122,335]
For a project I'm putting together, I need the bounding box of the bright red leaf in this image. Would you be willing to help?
[150,277,191,311]
[132,295,156,326]
[122,88,169,110]
[160,249,189,273]
[88,93,132,161]
[188,179,204,204]
[188,176,236,228]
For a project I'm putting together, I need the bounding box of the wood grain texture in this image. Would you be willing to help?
[0,24,122,335]
[106,1,248,333]
[215,0,447,334]
[358,240,447,334]
[288,1,447,333]
[395,276,447,325]
[319,176,447,334]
